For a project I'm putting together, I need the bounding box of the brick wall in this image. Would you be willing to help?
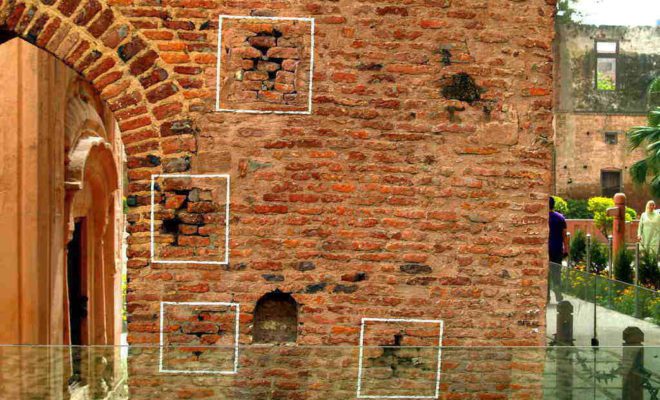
[1,0,555,397]
[554,113,651,212]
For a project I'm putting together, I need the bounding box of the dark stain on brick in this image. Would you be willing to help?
[333,284,358,293]
[341,272,367,282]
[146,154,161,166]
[400,263,432,274]
[441,48,452,66]
[224,262,247,271]
[160,119,195,137]
[357,62,383,71]
[305,283,326,293]
[441,72,483,104]
[296,261,315,271]
[118,37,146,62]
[162,156,191,173]
[262,274,285,282]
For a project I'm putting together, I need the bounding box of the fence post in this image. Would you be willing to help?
[556,301,574,399]
[586,234,599,346]
[622,327,644,400]
[566,231,571,268]
[608,235,614,308]
[634,243,640,318]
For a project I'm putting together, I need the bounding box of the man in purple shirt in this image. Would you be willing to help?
[548,197,569,302]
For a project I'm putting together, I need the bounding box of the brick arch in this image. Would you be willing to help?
[0,0,198,267]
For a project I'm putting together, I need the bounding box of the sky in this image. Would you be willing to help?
[572,0,660,26]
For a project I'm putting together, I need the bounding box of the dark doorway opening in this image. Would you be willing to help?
[67,220,88,384]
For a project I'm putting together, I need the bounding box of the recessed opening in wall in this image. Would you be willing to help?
[595,40,618,91]
[601,169,622,197]
[604,131,618,145]
[252,291,298,344]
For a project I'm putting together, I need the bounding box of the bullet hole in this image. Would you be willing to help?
[357,62,383,71]
[445,105,465,122]
[393,333,403,346]
[161,218,181,234]
[147,154,161,166]
[441,48,452,66]
[253,291,298,343]
[441,72,484,104]
[482,104,493,121]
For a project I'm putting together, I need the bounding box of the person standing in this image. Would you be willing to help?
[638,200,660,255]
[548,197,569,302]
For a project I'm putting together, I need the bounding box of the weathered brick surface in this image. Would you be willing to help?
[0,0,554,397]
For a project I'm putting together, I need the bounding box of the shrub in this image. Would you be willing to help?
[565,199,592,219]
[590,241,609,273]
[639,250,659,290]
[569,229,587,265]
[614,248,634,284]
[552,196,569,216]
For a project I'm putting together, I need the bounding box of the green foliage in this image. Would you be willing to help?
[588,197,636,237]
[569,229,608,273]
[569,230,587,265]
[649,76,660,109]
[639,250,660,290]
[627,102,660,198]
[562,269,660,323]
[565,199,592,219]
[555,0,583,24]
[614,248,634,284]
[552,196,569,215]
[596,75,616,91]
[590,241,609,273]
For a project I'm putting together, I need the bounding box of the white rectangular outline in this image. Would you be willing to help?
[159,301,240,374]
[150,174,230,265]
[356,318,444,399]
[215,15,316,115]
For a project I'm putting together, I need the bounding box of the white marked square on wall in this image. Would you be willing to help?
[356,318,444,399]
[215,15,315,114]
[150,174,230,265]
[159,301,240,374]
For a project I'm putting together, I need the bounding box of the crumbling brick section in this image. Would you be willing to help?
[218,17,312,112]
[161,303,236,373]
[153,176,228,263]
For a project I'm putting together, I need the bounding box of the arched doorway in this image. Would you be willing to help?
[0,36,125,396]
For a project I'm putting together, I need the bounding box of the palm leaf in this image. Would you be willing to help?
[630,159,648,186]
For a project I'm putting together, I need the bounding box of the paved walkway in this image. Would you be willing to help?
[546,293,660,347]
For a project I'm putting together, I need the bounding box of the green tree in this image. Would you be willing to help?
[552,196,569,215]
[565,199,592,219]
[614,248,634,284]
[556,0,583,24]
[588,197,636,237]
[628,78,660,197]
[569,229,587,264]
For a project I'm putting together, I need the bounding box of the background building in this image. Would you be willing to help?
[553,23,660,211]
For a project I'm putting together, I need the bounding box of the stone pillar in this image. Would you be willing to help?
[622,327,644,400]
[606,193,626,258]
[555,301,574,400]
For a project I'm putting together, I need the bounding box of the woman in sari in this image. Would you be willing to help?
[638,200,660,255]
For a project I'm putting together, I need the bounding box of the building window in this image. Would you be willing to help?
[595,40,618,91]
[604,131,618,145]
[253,291,298,343]
[601,170,622,198]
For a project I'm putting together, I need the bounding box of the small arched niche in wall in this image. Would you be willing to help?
[252,291,298,344]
